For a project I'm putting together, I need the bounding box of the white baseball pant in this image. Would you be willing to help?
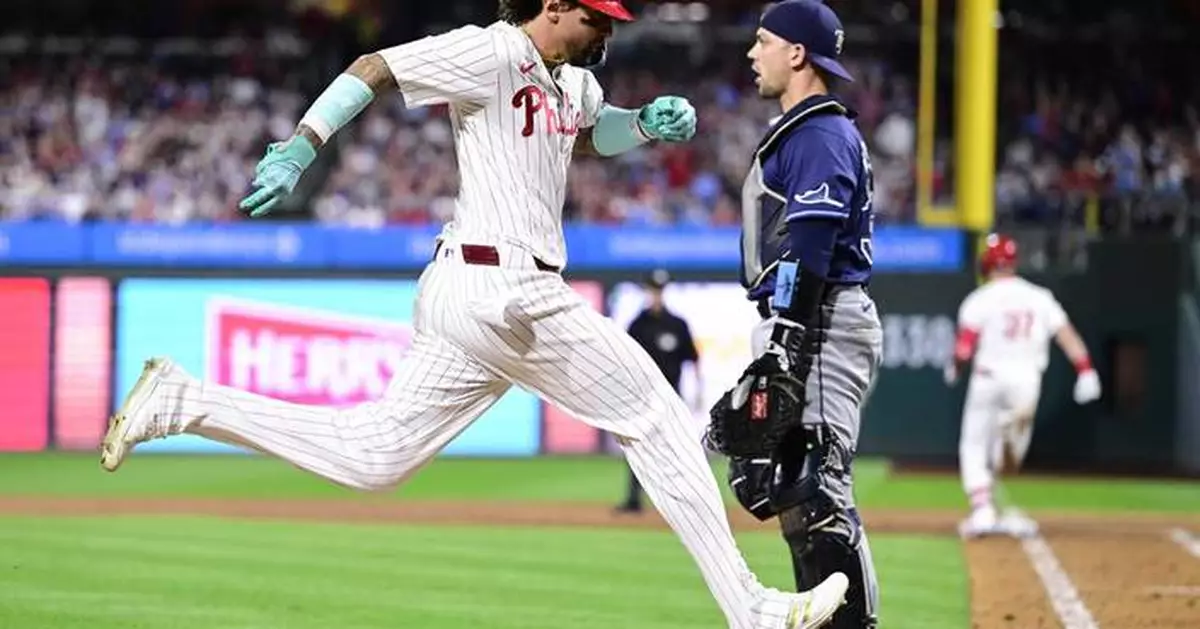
[160,240,786,629]
[959,370,1042,500]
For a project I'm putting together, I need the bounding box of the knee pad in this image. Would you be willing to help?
[727,456,777,521]
[727,424,835,522]
[771,424,877,629]
[770,424,839,516]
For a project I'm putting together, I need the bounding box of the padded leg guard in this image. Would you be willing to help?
[781,505,879,628]
[728,455,777,520]
[727,425,880,626]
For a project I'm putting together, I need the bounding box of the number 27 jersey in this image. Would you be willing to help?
[957,276,1068,375]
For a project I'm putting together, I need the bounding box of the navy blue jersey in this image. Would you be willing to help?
[740,95,874,301]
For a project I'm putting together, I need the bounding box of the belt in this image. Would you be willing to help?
[433,241,561,274]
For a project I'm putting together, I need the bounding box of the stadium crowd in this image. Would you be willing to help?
[0,51,308,224]
[2,5,1197,229]
[991,40,1200,228]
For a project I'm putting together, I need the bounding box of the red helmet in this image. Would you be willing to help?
[577,0,635,21]
[980,233,1018,276]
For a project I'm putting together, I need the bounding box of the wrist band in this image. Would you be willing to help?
[772,260,827,326]
[1073,356,1093,373]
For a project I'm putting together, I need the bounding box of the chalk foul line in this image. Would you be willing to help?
[1167,527,1200,559]
[1014,509,1101,629]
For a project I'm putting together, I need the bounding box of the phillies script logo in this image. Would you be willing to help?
[204,298,414,406]
[512,85,582,137]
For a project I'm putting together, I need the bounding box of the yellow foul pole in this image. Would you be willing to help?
[916,0,939,224]
[954,0,999,233]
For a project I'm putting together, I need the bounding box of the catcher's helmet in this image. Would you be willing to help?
[980,233,1018,276]
[577,0,634,21]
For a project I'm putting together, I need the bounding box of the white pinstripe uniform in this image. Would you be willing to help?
[104,20,840,629]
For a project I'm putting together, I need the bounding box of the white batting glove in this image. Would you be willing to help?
[1073,369,1101,404]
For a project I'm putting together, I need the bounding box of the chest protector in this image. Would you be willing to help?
[740,97,851,292]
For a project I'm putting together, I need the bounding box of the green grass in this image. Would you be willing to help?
[0,516,967,629]
[0,452,629,501]
[1,451,1193,628]
[850,463,1200,514]
[1,452,1196,513]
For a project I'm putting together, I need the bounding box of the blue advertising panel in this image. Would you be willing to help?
[91,223,329,267]
[0,221,965,272]
[0,222,87,263]
[326,224,442,268]
[567,225,963,271]
[116,278,540,456]
[869,227,965,272]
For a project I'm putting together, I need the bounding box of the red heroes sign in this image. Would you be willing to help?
[205,299,414,407]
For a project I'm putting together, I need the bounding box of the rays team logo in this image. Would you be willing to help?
[834,29,845,55]
[512,85,583,137]
[203,298,414,406]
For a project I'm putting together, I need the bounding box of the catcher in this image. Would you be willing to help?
[705,2,883,627]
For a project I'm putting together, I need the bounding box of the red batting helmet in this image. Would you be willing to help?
[980,233,1018,276]
[577,0,635,21]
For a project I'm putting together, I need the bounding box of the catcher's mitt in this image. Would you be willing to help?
[704,354,808,458]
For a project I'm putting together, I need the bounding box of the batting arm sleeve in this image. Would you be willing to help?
[297,74,376,144]
[377,25,500,107]
[592,105,651,155]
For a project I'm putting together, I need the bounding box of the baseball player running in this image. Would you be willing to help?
[945,233,1102,538]
[99,1,849,627]
[704,2,882,628]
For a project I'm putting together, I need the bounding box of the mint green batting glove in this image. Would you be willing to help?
[637,96,697,143]
[239,135,318,218]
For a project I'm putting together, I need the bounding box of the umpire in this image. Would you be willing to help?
[703,1,883,627]
[616,269,701,513]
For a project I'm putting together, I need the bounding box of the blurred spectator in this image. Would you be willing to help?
[0,49,307,223]
[991,32,1200,229]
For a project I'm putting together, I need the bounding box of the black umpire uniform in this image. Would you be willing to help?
[616,269,700,513]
